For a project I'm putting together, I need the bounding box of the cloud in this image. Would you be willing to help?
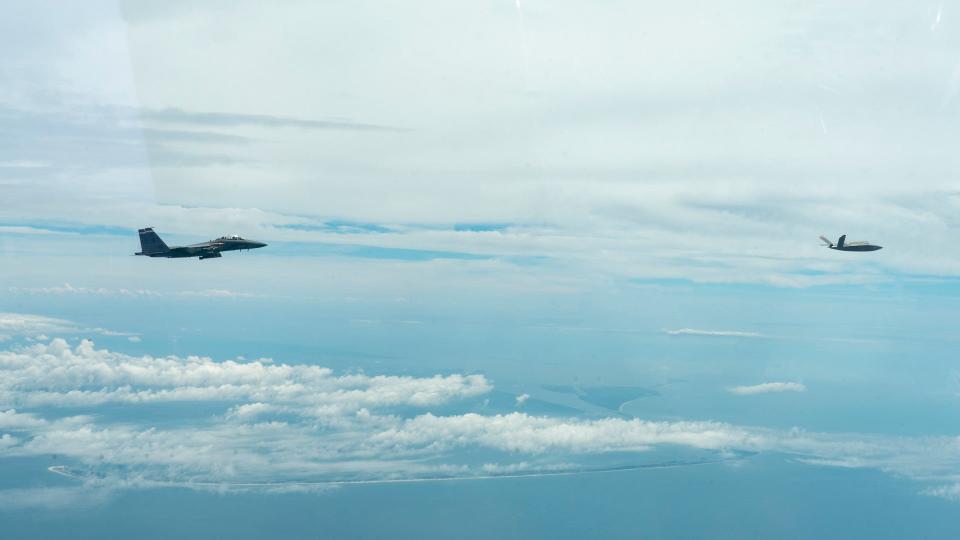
[0,433,19,449]
[7,284,115,295]
[515,393,530,406]
[0,104,241,177]
[729,382,807,395]
[0,312,140,343]
[665,328,762,338]
[142,107,408,132]
[7,2,960,287]
[8,284,269,299]
[0,338,491,411]
[0,313,81,341]
[480,462,576,475]
[174,289,267,299]
[924,483,960,502]
[0,225,77,235]
[0,335,958,500]
[369,413,759,455]
[0,409,47,429]
[0,337,773,488]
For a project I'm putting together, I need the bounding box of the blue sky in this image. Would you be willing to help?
[3,1,960,537]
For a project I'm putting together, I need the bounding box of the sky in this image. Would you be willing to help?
[3,1,960,538]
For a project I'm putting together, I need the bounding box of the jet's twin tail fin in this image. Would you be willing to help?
[138,227,169,255]
[819,235,834,247]
[837,234,846,248]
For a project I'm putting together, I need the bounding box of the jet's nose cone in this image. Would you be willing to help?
[253,241,267,248]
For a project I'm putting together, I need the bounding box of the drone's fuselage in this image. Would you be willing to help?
[829,244,882,252]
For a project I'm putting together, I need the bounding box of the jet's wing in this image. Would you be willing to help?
[166,246,196,256]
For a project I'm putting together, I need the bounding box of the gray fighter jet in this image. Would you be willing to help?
[135,227,267,260]
[819,234,882,252]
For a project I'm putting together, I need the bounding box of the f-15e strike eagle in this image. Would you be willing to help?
[819,234,882,252]
[135,227,267,260]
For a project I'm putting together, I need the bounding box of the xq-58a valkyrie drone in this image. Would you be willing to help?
[819,234,882,252]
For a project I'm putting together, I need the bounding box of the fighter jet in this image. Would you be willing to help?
[135,227,267,260]
[819,234,882,252]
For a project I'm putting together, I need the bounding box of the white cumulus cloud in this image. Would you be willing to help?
[0,339,491,412]
[0,334,958,501]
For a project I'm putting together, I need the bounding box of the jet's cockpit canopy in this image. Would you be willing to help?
[216,234,245,241]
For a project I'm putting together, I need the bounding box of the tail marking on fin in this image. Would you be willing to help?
[137,227,169,255]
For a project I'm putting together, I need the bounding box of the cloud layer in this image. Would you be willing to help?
[0,332,959,506]
[4,1,960,288]
[0,338,490,411]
